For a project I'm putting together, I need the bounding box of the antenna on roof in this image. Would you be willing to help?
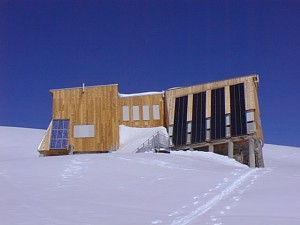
[82,83,85,93]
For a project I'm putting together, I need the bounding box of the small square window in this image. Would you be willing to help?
[122,106,130,121]
[153,105,160,120]
[133,106,140,121]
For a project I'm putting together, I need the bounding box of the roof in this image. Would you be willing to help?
[166,74,259,91]
[50,83,118,92]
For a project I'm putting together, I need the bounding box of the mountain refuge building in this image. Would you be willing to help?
[38,74,264,167]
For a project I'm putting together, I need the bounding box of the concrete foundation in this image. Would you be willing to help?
[228,141,233,159]
[209,144,214,153]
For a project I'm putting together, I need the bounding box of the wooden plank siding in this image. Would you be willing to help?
[165,74,263,144]
[37,121,52,152]
[50,84,120,153]
[38,74,263,165]
[119,93,165,128]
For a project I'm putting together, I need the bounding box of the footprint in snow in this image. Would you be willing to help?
[168,211,178,217]
[215,185,220,189]
[233,196,240,201]
[210,216,217,221]
[152,220,162,224]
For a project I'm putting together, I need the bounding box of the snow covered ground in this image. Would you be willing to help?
[0,126,299,225]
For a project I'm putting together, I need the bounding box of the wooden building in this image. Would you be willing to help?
[164,74,264,167]
[38,85,165,156]
[38,74,264,167]
[119,92,165,128]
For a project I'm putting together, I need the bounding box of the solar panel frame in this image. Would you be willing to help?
[50,119,70,150]
[191,91,206,143]
[211,88,226,140]
[230,83,247,137]
[173,95,188,146]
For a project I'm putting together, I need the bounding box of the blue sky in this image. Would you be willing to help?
[1,0,300,147]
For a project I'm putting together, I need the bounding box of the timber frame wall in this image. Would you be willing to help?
[38,86,165,156]
[164,75,264,167]
[38,74,264,167]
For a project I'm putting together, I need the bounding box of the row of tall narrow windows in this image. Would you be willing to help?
[122,105,160,121]
[172,83,252,146]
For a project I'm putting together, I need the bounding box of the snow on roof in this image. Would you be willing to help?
[118,91,163,98]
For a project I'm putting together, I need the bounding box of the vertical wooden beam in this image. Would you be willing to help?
[206,90,211,118]
[249,138,255,168]
[228,141,233,159]
[209,144,214,153]
[187,94,193,122]
[256,140,265,168]
[225,86,230,114]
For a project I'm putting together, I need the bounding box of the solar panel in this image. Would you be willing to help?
[173,95,188,146]
[191,91,206,143]
[230,83,247,137]
[50,119,69,150]
[211,88,226,140]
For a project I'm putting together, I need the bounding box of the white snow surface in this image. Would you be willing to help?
[119,91,163,98]
[118,125,168,153]
[0,126,300,225]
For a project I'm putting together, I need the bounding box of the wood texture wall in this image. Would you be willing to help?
[165,75,263,141]
[38,74,263,155]
[119,94,165,128]
[50,84,119,153]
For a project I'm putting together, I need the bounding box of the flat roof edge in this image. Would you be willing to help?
[50,83,118,92]
[119,91,163,98]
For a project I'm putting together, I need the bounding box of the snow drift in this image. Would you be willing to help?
[0,126,299,225]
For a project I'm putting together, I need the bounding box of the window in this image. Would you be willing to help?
[122,106,129,121]
[50,119,69,150]
[247,122,256,133]
[246,111,255,122]
[153,105,160,120]
[246,110,256,133]
[142,105,150,120]
[168,126,173,136]
[74,125,95,138]
[133,106,140,121]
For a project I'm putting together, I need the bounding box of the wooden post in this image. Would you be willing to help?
[249,138,255,168]
[228,141,233,159]
[209,144,214,153]
[256,140,265,168]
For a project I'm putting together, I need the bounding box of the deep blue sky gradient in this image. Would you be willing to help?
[1,0,300,146]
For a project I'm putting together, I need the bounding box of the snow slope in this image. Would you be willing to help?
[0,126,299,225]
[0,126,44,160]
